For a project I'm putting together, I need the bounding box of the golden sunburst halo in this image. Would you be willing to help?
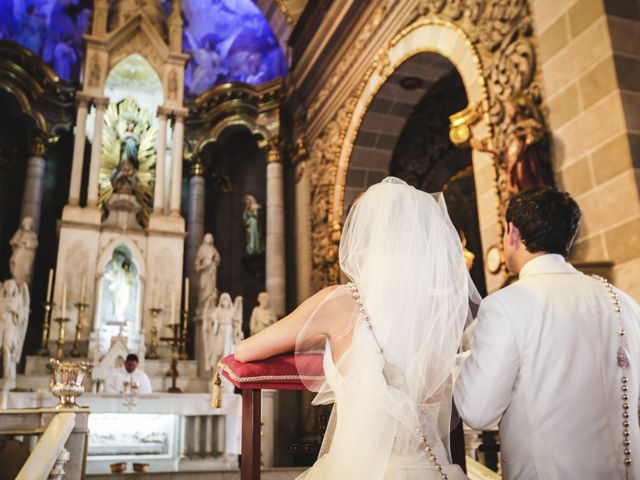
[99,97,157,227]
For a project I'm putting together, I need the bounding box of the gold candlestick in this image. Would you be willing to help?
[160,323,182,393]
[54,316,71,360]
[70,302,89,357]
[180,278,189,360]
[180,308,189,360]
[38,300,55,356]
[147,307,162,359]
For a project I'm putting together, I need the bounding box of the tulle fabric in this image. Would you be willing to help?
[296,177,479,479]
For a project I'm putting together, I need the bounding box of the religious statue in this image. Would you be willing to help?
[0,279,30,380]
[100,98,157,227]
[249,292,277,336]
[471,96,546,195]
[111,118,141,194]
[194,233,221,318]
[104,249,133,324]
[243,194,263,256]
[203,292,243,372]
[9,217,38,285]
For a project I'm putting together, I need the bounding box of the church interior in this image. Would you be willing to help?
[0,0,638,478]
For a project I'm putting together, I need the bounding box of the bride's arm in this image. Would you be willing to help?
[234,285,337,363]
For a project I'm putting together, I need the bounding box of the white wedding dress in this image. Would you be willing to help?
[295,178,477,480]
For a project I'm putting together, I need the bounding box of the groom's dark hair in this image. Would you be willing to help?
[506,186,581,257]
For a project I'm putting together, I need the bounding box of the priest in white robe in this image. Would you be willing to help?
[104,353,152,395]
[455,187,640,480]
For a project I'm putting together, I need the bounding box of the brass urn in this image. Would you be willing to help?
[48,359,92,409]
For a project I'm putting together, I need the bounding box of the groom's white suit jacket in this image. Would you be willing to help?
[455,254,640,480]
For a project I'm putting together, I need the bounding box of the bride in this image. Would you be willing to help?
[236,177,478,479]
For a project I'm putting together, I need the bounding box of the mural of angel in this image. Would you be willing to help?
[203,292,243,372]
[100,97,157,226]
[191,37,228,96]
[0,279,30,381]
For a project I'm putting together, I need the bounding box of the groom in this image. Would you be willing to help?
[454,187,640,479]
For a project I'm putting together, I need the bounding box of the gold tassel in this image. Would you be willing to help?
[211,367,223,408]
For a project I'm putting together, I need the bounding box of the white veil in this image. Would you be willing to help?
[296,177,480,478]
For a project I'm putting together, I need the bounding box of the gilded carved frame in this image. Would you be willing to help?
[306,0,547,292]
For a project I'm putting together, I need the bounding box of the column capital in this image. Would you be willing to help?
[173,107,189,121]
[75,92,92,108]
[190,158,205,177]
[93,96,110,109]
[259,137,282,164]
[28,130,59,157]
[290,138,308,166]
[157,105,173,118]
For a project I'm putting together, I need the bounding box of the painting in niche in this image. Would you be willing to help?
[0,0,92,81]
[164,0,287,97]
[98,244,140,335]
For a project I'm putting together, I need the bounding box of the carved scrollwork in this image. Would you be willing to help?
[489,37,536,100]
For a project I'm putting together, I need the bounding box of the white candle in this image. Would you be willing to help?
[184,278,189,313]
[171,292,175,325]
[62,283,67,319]
[153,280,159,309]
[80,274,86,304]
[46,269,54,303]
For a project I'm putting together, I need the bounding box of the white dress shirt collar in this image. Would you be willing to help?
[519,253,578,279]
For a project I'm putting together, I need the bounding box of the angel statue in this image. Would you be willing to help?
[243,194,263,256]
[249,292,277,336]
[194,233,221,319]
[9,216,38,286]
[0,279,30,381]
[100,98,157,226]
[203,292,243,372]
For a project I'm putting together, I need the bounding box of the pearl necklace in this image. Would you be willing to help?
[593,274,631,478]
[347,282,449,480]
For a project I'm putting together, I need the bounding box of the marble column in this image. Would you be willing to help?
[87,96,109,208]
[265,139,286,316]
[20,132,47,232]
[68,94,90,206]
[169,109,187,216]
[153,107,170,213]
[187,159,205,375]
[294,160,311,303]
[187,159,205,294]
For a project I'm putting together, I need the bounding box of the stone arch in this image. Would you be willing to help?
[96,236,146,280]
[331,19,503,289]
[198,114,271,153]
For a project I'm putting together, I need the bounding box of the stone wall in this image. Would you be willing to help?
[532,0,640,299]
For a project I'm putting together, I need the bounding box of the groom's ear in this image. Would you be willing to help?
[508,222,522,249]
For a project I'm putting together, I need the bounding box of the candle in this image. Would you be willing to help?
[46,269,54,303]
[62,283,67,319]
[171,292,175,325]
[153,280,159,309]
[80,274,86,304]
[184,277,189,313]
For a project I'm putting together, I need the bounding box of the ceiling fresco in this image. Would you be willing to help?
[0,0,287,93]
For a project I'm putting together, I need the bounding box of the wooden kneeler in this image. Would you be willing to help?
[214,354,323,480]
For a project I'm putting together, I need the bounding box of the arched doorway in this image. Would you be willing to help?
[333,20,504,292]
[198,126,267,333]
[344,53,486,294]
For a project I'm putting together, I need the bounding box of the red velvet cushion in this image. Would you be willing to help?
[218,353,324,390]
